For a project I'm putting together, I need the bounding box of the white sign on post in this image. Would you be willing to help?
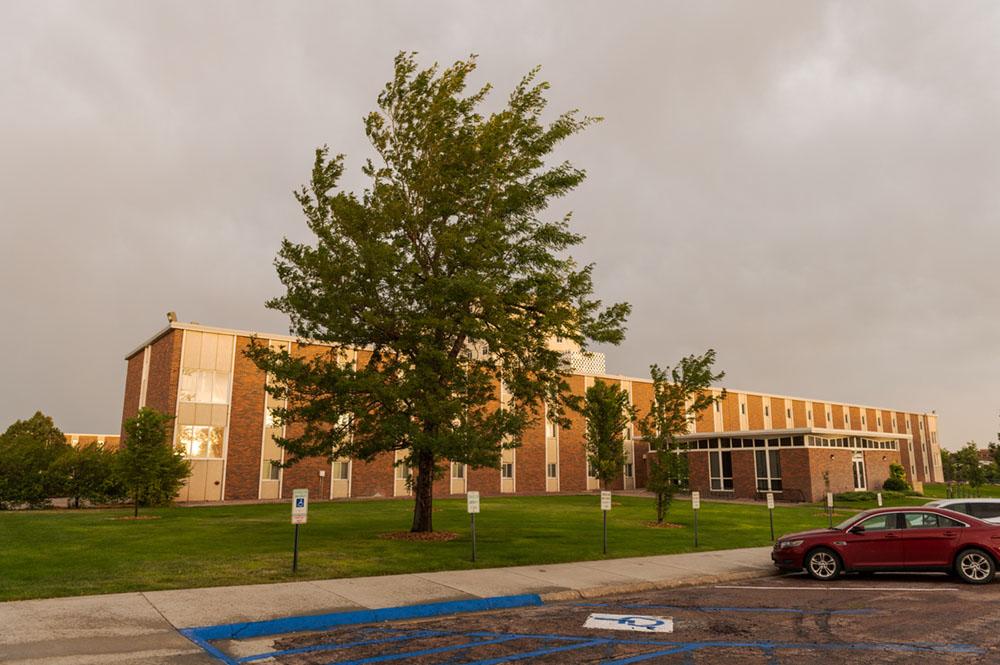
[766,492,775,510]
[292,489,309,525]
[877,492,883,507]
[601,491,612,511]
[467,491,480,514]
[826,492,834,508]
[691,491,701,510]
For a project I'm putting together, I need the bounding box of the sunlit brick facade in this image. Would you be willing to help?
[121,322,943,503]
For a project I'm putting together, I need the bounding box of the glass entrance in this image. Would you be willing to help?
[852,456,867,490]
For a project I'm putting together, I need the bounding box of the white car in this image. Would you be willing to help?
[924,498,1000,524]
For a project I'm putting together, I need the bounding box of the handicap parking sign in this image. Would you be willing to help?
[291,489,309,524]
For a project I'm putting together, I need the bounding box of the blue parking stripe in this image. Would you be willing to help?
[237,629,446,662]
[602,644,696,664]
[186,593,542,642]
[326,634,522,664]
[459,639,609,664]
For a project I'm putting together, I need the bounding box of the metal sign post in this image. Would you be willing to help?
[467,491,480,562]
[601,491,612,554]
[291,489,308,573]
[826,492,834,528]
[691,491,701,548]
[766,492,775,541]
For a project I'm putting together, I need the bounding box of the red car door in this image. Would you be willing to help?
[843,513,905,568]
[899,511,964,567]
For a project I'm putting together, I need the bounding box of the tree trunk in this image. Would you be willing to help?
[410,449,435,533]
[656,493,664,523]
[134,489,139,518]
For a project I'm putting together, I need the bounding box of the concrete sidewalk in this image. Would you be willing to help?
[1,546,774,664]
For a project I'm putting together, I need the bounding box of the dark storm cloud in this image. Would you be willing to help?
[1,1,997,447]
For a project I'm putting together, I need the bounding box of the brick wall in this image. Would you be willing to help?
[120,352,144,436]
[224,336,267,500]
[559,374,588,492]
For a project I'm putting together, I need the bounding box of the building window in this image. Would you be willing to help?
[877,417,882,427]
[333,461,350,480]
[755,449,782,491]
[179,369,230,404]
[764,405,770,417]
[177,425,224,459]
[740,403,746,415]
[546,417,558,438]
[786,408,792,420]
[625,462,634,478]
[862,415,866,426]
[547,463,558,478]
[587,461,597,477]
[715,401,721,413]
[263,460,281,481]
[845,413,850,426]
[451,462,465,479]
[501,463,514,479]
[395,464,411,480]
[709,450,733,491]
[807,410,812,421]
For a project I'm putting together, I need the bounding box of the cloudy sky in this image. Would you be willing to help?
[2,1,998,448]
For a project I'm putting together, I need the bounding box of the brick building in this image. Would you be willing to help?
[121,321,943,503]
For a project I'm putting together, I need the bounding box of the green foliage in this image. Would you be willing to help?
[50,444,125,508]
[940,449,956,482]
[833,490,922,504]
[640,351,725,523]
[0,412,70,509]
[882,462,911,492]
[117,408,190,516]
[582,381,635,489]
[246,53,628,532]
[951,441,987,488]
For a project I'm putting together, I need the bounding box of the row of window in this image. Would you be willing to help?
[689,436,899,451]
[710,449,784,493]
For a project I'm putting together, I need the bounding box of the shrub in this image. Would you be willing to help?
[882,462,911,492]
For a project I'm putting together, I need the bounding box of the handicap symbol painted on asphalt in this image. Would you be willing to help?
[583,613,674,633]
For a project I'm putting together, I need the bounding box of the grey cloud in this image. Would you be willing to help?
[1,1,997,447]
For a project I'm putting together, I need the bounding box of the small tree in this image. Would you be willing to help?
[583,381,636,490]
[881,462,910,492]
[117,408,190,517]
[953,441,986,490]
[0,412,70,509]
[50,443,124,508]
[640,351,725,523]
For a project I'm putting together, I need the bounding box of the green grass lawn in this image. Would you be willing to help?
[1,495,867,602]
[922,483,1000,499]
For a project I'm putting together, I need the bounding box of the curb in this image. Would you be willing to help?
[538,567,778,602]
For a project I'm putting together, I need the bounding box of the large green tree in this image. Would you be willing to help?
[582,381,636,490]
[117,408,190,517]
[247,53,629,532]
[0,412,69,509]
[640,351,725,523]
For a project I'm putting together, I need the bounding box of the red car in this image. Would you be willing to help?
[772,506,1000,584]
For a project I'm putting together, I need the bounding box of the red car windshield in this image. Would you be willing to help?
[834,510,876,530]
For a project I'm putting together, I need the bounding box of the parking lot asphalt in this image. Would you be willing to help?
[211,573,999,664]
